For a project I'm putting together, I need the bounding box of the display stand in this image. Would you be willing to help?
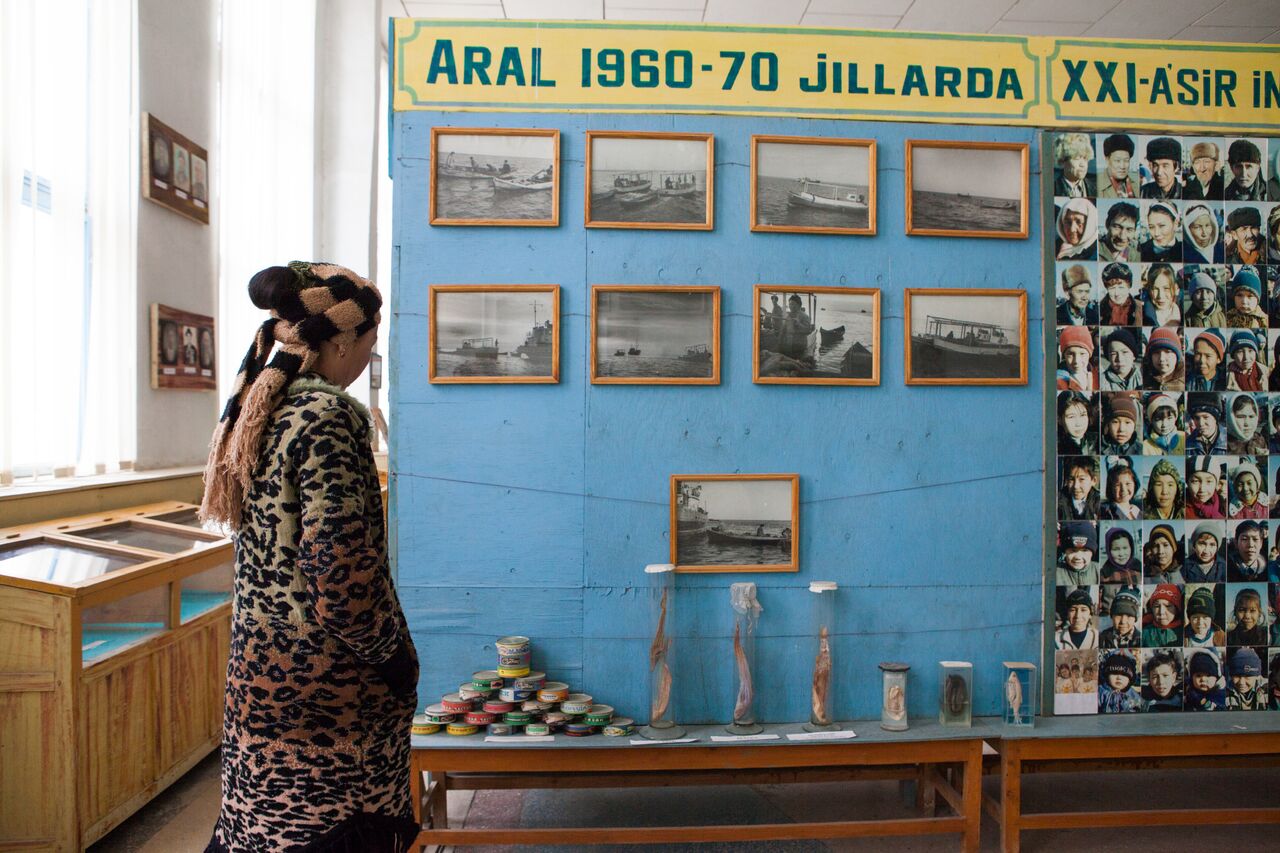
[0,501,232,851]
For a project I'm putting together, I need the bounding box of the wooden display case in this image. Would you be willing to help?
[0,502,232,851]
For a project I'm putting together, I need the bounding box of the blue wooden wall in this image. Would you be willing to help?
[390,110,1044,723]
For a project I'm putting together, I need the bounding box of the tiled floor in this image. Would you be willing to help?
[89,752,1280,852]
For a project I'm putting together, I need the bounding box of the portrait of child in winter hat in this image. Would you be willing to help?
[1184,649,1226,711]
[1099,327,1142,390]
[1226,329,1267,391]
[1059,456,1101,520]
[1142,582,1183,646]
[1055,586,1099,650]
[1141,648,1184,711]
[1229,518,1269,581]
[1185,456,1226,520]
[1226,646,1267,710]
[1183,583,1225,646]
[1142,460,1184,521]
[1100,392,1142,454]
[1057,521,1100,586]
[1228,457,1269,520]
[1057,391,1097,456]
[1142,392,1184,455]
[1057,326,1098,391]
[1186,326,1227,391]
[1099,585,1142,648]
[1100,456,1141,521]
[1098,650,1142,713]
[1100,524,1142,584]
[1226,392,1268,455]
[1143,523,1185,583]
[1141,326,1184,391]
[1183,521,1226,583]
[1225,585,1269,646]
[1224,265,1268,327]
[1185,392,1227,457]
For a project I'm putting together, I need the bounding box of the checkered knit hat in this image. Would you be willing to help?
[201,262,381,528]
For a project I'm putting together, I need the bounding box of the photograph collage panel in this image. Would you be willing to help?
[1052,131,1280,715]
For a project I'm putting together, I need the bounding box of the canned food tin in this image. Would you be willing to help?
[446,723,479,736]
[483,700,515,715]
[497,664,531,678]
[472,670,504,691]
[423,705,456,725]
[563,722,595,737]
[560,694,593,715]
[497,653,531,668]
[521,699,553,713]
[513,671,546,690]
[498,686,532,703]
[524,722,551,736]
[464,710,497,726]
[411,714,441,736]
[543,711,569,727]
[503,711,533,725]
[488,723,513,736]
[496,635,531,656]
[583,704,614,725]
[441,693,473,713]
[603,718,635,737]
[538,682,570,703]
[458,684,487,701]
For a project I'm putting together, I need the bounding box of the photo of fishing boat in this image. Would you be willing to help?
[753,136,874,234]
[430,286,559,382]
[431,129,558,225]
[755,288,879,384]
[592,287,719,384]
[671,475,798,570]
[586,132,712,228]
[907,141,1026,237]
[905,290,1026,383]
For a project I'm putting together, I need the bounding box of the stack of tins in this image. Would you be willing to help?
[409,635,634,738]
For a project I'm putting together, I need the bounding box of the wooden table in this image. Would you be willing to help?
[411,719,989,850]
[989,714,1280,853]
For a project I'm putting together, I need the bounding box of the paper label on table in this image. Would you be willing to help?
[484,736,555,744]
[709,734,781,742]
[786,730,857,741]
[81,640,106,652]
[628,737,699,745]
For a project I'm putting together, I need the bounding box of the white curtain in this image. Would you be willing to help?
[217,0,317,394]
[0,0,137,484]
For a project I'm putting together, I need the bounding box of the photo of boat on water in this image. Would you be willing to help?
[586,131,713,229]
[906,140,1028,238]
[430,128,559,226]
[754,286,880,385]
[752,136,875,235]
[671,475,799,572]
[905,289,1027,385]
[429,285,559,383]
[592,286,720,384]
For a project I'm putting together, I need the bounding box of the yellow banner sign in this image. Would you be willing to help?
[392,20,1280,133]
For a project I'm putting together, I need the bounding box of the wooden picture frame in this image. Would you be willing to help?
[904,288,1028,385]
[905,139,1029,239]
[428,285,560,384]
[590,286,721,385]
[142,113,210,225]
[429,127,560,227]
[750,135,877,236]
[753,285,881,386]
[670,474,799,573]
[585,130,714,230]
[151,304,216,391]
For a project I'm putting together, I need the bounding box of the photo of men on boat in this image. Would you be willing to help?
[753,137,874,234]
[592,287,719,383]
[672,475,798,571]
[431,130,558,225]
[587,132,711,228]
[430,287,558,382]
[755,287,879,384]
[907,141,1027,237]
[905,290,1027,384]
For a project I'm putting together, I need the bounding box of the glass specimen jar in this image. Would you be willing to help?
[939,661,972,727]
[727,582,763,735]
[804,581,839,732]
[1003,661,1037,726]
[879,662,909,731]
[639,564,685,740]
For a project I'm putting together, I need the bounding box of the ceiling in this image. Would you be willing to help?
[380,0,1280,45]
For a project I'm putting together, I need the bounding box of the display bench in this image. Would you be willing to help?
[987,714,1280,853]
[410,720,988,851]
[0,501,232,852]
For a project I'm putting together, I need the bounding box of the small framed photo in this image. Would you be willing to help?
[670,474,799,573]
[151,304,216,390]
[750,135,876,235]
[142,113,210,224]
[904,289,1027,385]
[430,127,560,227]
[585,131,713,230]
[428,285,559,384]
[590,286,720,385]
[753,286,880,385]
[905,139,1029,239]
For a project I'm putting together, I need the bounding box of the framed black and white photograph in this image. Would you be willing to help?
[590,286,720,385]
[142,112,210,225]
[428,285,559,384]
[904,289,1027,385]
[905,139,1029,238]
[191,154,208,205]
[671,474,799,573]
[430,127,559,227]
[753,286,880,385]
[750,135,876,236]
[585,131,713,230]
[150,304,216,390]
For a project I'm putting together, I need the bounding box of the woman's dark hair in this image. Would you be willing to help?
[248,266,300,312]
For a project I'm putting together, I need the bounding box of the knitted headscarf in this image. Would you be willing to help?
[201,262,382,528]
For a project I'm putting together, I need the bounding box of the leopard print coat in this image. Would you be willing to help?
[208,376,419,852]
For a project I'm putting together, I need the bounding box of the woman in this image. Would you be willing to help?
[1139,201,1182,262]
[1141,264,1181,328]
[202,263,419,853]
[1055,197,1098,260]
[1227,392,1268,455]
[1229,459,1268,520]
[1182,203,1223,263]
[1100,460,1141,520]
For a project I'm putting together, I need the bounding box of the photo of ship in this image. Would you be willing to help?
[906,291,1024,381]
[431,288,558,380]
[756,289,877,381]
[673,476,797,569]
